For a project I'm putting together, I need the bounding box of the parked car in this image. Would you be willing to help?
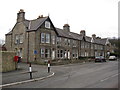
[109,56,117,60]
[95,56,106,62]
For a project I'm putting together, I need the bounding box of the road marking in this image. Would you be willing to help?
[100,73,119,82]
[0,72,55,88]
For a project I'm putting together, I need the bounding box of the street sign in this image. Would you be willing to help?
[34,50,37,54]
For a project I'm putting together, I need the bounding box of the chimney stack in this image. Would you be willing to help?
[63,24,70,32]
[92,34,96,39]
[17,9,25,23]
[37,15,43,19]
[80,30,86,36]
[96,37,101,39]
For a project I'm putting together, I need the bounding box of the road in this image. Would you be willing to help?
[3,61,118,88]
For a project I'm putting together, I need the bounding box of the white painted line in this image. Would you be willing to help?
[0,72,55,88]
[100,73,119,82]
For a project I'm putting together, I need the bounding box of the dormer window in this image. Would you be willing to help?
[45,21,50,28]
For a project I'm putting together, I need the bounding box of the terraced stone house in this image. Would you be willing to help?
[5,9,112,63]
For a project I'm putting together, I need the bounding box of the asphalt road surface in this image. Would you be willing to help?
[3,61,118,88]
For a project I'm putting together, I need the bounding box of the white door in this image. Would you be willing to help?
[65,52,67,58]
[19,48,22,58]
[52,51,55,60]
[68,51,70,59]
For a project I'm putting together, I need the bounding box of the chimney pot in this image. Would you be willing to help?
[63,24,70,32]
[80,30,86,36]
[92,34,96,38]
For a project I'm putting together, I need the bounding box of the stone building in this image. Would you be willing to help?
[5,9,112,63]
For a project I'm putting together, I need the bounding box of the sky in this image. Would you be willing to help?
[0,0,119,40]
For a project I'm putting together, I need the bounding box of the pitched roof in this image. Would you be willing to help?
[6,31,12,35]
[24,17,48,31]
[100,38,108,45]
[85,36,91,42]
[5,15,108,45]
[56,28,83,40]
[92,38,107,45]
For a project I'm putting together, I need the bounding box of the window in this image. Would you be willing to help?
[60,50,63,58]
[46,33,50,43]
[56,37,61,45]
[45,49,50,58]
[57,50,60,58]
[81,42,84,48]
[87,43,90,48]
[41,48,45,58]
[64,38,67,46]
[73,40,76,47]
[73,50,78,58]
[45,21,50,28]
[81,51,85,57]
[95,44,97,49]
[68,39,70,46]
[41,48,50,58]
[57,50,63,58]
[41,33,45,43]
[91,44,94,49]
[15,35,19,44]
[20,34,23,43]
[15,34,24,44]
[101,46,104,50]
[41,33,50,44]
[52,35,55,44]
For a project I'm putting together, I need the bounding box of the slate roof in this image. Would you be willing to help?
[85,36,91,43]
[23,17,48,31]
[6,17,48,35]
[6,16,108,45]
[56,28,83,40]
[92,38,107,45]
[100,38,108,45]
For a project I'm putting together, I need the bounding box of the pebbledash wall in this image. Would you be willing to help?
[5,9,113,63]
[1,51,16,72]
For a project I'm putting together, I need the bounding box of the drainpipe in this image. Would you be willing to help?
[27,31,29,63]
[27,21,31,63]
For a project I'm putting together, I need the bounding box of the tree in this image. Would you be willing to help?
[0,39,5,46]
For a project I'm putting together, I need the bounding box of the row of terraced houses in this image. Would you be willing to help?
[5,9,113,63]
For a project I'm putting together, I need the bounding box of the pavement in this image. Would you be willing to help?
[1,63,54,87]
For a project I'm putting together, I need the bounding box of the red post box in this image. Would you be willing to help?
[14,56,18,62]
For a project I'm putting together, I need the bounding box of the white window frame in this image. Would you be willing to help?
[19,34,23,43]
[46,33,50,43]
[68,39,70,46]
[57,50,60,58]
[41,48,45,58]
[45,21,50,28]
[60,50,63,58]
[81,42,84,48]
[15,34,19,44]
[41,33,45,43]
[45,49,50,58]
[56,37,61,45]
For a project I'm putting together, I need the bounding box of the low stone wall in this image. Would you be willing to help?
[0,51,16,72]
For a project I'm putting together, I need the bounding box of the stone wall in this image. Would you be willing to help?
[1,51,16,72]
